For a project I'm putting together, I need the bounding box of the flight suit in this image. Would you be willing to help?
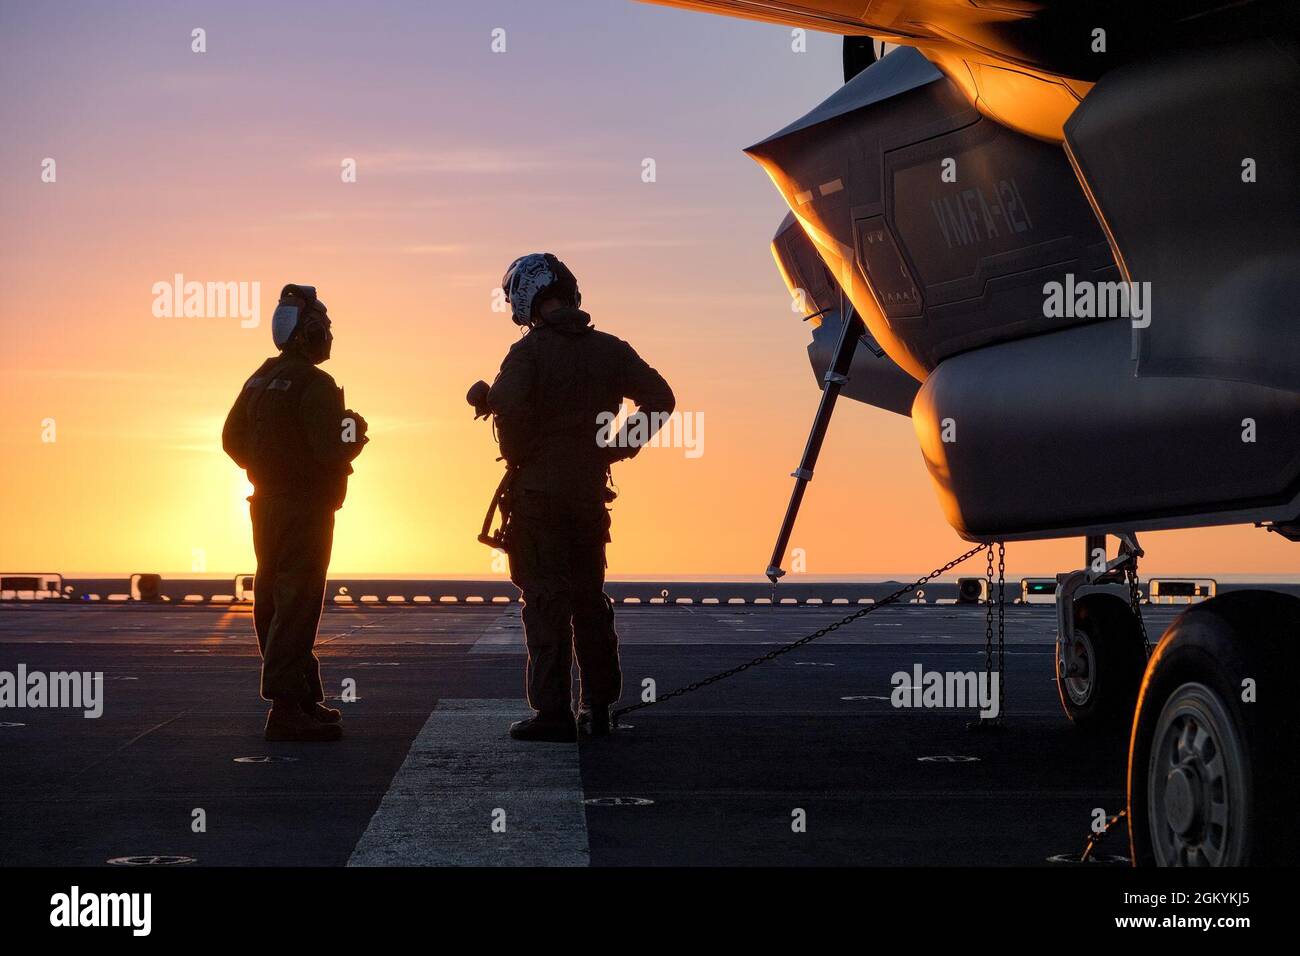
[488,308,675,716]
[222,354,362,706]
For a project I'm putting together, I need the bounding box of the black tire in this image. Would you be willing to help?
[1128,590,1300,866]
[1056,594,1146,729]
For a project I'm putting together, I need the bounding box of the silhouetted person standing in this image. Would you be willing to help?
[223,284,368,742]
[489,254,675,741]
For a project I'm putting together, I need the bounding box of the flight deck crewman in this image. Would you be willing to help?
[222,284,368,742]
[489,253,675,741]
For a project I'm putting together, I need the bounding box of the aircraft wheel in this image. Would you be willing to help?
[1128,590,1300,866]
[1056,595,1145,729]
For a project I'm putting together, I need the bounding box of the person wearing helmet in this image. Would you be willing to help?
[222,284,369,742]
[489,253,675,741]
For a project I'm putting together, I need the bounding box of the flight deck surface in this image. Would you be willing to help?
[0,601,1186,867]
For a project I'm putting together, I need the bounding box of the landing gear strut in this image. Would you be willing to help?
[1055,534,1146,729]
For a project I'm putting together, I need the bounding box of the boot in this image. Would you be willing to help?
[304,701,342,724]
[509,710,577,742]
[265,700,343,742]
[577,704,612,738]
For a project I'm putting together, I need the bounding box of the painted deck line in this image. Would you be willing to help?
[348,699,589,867]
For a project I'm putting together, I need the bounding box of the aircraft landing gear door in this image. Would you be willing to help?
[765,294,866,582]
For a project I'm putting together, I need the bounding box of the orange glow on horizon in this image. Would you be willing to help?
[1,7,1295,582]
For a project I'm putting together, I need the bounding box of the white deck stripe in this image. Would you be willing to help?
[347,699,590,866]
[470,609,526,653]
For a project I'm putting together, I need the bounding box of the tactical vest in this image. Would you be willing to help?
[230,356,347,506]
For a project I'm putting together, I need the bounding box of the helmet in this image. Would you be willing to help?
[501,253,580,327]
[271,284,329,350]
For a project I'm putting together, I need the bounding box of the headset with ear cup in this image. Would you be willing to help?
[272,283,331,355]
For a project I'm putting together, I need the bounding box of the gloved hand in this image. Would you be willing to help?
[466,380,491,420]
[343,409,369,444]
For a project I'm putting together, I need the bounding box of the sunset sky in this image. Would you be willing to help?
[1,0,1295,580]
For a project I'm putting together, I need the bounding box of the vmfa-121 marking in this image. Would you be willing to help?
[928,178,1033,250]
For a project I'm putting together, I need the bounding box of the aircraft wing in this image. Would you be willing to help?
[636,0,881,37]
[634,1,1282,84]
